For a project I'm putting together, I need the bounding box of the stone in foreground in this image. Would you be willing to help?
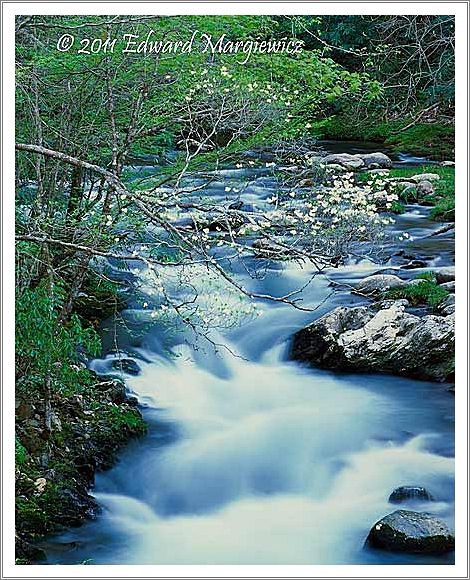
[366,510,454,554]
[389,486,435,504]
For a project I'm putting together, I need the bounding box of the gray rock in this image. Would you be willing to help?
[410,173,441,182]
[325,163,348,173]
[291,302,454,381]
[367,168,391,175]
[360,152,393,169]
[354,274,407,296]
[439,281,455,293]
[437,294,455,316]
[366,510,454,554]
[389,486,435,504]
[379,298,409,310]
[434,266,455,284]
[440,160,455,167]
[416,180,434,196]
[323,153,365,171]
[406,278,428,286]
[111,358,141,376]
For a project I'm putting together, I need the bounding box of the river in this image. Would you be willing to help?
[43,144,455,565]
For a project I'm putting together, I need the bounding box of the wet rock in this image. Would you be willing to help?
[110,358,141,376]
[97,378,128,403]
[434,267,455,284]
[416,180,434,197]
[389,486,435,504]
[354,274,407,296]
[323,153,365,171]
[367,168,391,175]
[410,173,441,182]
[439,281,455,293]
[291,302,454,381]
[360,152,393,169]
[437,294,455,316]
[172,216,196,229]
[366,510,454,554]
[207,212,245,232]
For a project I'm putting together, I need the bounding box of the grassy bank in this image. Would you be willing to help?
[388,165,455,221]
[311,116,454,161]
[15,274,147,563]
[356,164,455,222]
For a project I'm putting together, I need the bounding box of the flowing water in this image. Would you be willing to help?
[43,145,455,565]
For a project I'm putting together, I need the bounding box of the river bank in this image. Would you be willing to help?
[15,285,147,563]
[310,117,455,161]
[24,143,455,566]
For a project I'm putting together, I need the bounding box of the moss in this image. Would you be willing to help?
[15,438,28,466]
[388,165,455,221]
[311,115,454,160]
[384,278,449,309]
[15,372,147,560]
[384,124,454,160]
[390,201,406,214]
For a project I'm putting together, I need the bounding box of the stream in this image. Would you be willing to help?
[44,143,455,566]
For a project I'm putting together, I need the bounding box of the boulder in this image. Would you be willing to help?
[325,163,348,173]
[366,510,454,554]
[416,180,435,197]
[323,153,365,171]
[291,302,454,381]
[437,294,455,316]
[434,266,455,284]
[439,281,455,293]
[360,152,393,169]
[440,161,455,167]
[354,274,407,296]
[410,173,441,182]
[367,168,391,175]
[111,358,141,376]
[389,486,435,504]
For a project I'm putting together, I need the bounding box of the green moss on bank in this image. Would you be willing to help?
[384,274,449,309]
[389,165,455,221]
[15,275,147,563]
[311,116,454,160]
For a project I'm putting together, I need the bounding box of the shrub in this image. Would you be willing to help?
[384,278,449,308]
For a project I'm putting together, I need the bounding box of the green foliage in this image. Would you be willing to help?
[384,124,454,160]
[415,271,438,282]
[101,405,147,436]
[387,165,455,221]
[16,283,101,396]
[390,201,406,214]
[384,278,449,308]
[431,195,455,221]
[15,438,28,466]
[311,115,454,160]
